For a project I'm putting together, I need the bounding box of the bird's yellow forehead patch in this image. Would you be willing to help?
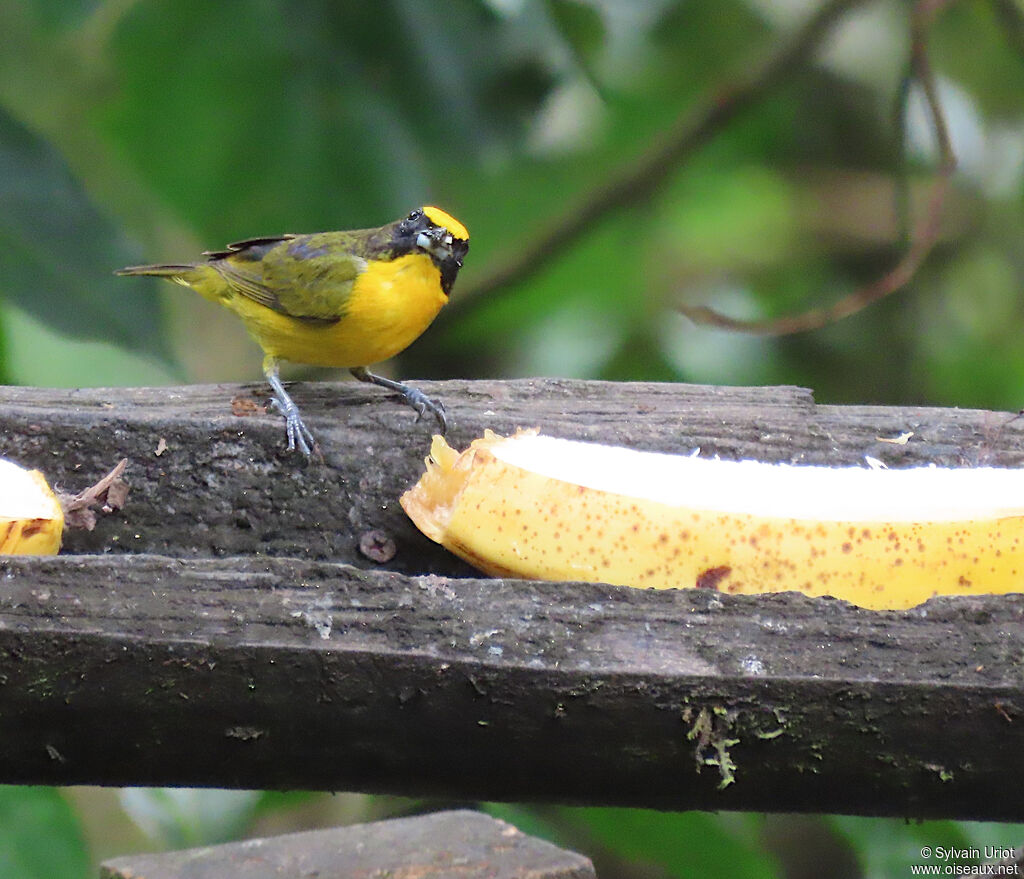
[423,206,469,241]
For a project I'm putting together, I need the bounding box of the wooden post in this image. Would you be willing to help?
[2,379,1023,819]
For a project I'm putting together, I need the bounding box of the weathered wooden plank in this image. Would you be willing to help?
[100,809,595,879]
[0,379,1019,568]
[2,380,1024,820]
[2,552,1024,820]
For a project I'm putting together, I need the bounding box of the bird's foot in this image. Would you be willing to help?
[269,395,316,456]
[403,387,447,434]
[265,374,317,456]
[349,367,448,434]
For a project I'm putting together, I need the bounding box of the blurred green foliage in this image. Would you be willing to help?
[4,0,1024,876]
[3,0,1022,405]
[0,787,89,879]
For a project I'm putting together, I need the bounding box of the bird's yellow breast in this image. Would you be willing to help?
[228,252,448,368]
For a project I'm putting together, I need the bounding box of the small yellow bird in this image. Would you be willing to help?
[117,207,469,455]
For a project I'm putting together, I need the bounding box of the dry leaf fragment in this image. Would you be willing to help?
[231,395,265,417]
[59,459,129,531]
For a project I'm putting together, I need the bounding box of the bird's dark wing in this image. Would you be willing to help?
[207,233,363,323]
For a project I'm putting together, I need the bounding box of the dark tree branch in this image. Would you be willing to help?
[451,0,871,315]
[679,0,959,335]
[992,0,1024,59]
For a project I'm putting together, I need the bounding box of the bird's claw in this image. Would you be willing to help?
[405,388,447,434]
[270,396,316,456]
[348,367,447,435]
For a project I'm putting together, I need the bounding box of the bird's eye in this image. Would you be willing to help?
[408,210,422,221]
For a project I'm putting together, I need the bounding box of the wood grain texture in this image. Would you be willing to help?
[4,551,1024,818]
[100,809,595,879]
[0,378,1018,569]
[1,379,1024,819]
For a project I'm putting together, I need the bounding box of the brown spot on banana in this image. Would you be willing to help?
[695,565,733,591]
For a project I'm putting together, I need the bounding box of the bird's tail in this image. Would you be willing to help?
[115,263,197,279]
[117,262,224,304]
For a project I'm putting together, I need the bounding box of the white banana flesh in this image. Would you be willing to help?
[401,430,1024,610]
[0,458,63,555]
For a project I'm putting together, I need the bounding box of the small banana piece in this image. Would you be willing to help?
[401,430,1024,610]
[0,458,64,555]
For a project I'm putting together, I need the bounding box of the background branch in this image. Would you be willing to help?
[992,0,1024,58]
[450,0,870,317]
[678,0,959,335]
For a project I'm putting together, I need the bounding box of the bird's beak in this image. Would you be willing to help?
[416,228,459,264]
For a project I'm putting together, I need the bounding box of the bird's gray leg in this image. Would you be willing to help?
[350,366,447,434]
[264,357,316,455]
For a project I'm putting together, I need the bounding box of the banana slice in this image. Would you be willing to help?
[401,430,1024,610]
[0,459,64,555]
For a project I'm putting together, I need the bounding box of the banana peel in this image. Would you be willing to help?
[401,430,1024,610]
[0,459,64,555]
[0,457,129,556]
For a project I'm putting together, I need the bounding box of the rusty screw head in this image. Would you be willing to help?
[359,529,397,564]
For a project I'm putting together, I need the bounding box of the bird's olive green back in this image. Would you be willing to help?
[210,221,404,322]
